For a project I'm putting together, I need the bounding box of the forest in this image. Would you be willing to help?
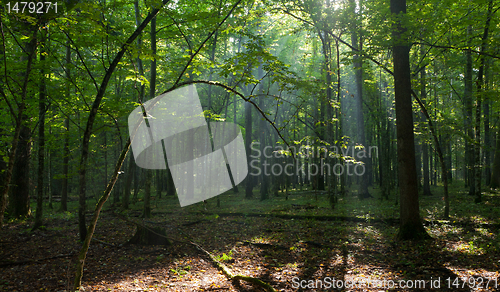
[1,0,500,290]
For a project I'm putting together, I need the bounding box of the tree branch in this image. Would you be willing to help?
[163,80,294,157]
[282,9,394,76]
[173,0,244,86]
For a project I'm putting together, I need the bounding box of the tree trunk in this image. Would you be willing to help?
[112,141,121,204]
[464,25,475,195]
[133,165,140,203]
[473,0,493,203]
[391,0,430,240]
[420,50,432,197]
[128,224,170,245]
[33,29,47,229]
[491,132,500,189]
[59,42,71,212]
[156,170,162,199]
[484,59,491,187]
[59,122,70,211]
[143,171,152,218]
[6,29,39,221]
[335,39,346,197]
[0,26,38,228]
[142,12,158,219]
[133,0,150,218]
[166,168,176,196]
[122,155,134,210]
[349,0,370,199]
[319,11,334,199]
[258,64,269,201]
[244,100,254,199]
[77,0,170,242]
[422,142,432,196]
[232,93,240,194]
[315,30,327,192]
[47,130,53,210]
[74,139,131,290]
[10,124,32,219]
[74,0,174,285]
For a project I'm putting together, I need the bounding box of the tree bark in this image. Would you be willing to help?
[391,0,430,240]
[491,132,500,189]
[9,124,32,219]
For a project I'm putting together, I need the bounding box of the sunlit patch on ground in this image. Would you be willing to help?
[1,185,500,291]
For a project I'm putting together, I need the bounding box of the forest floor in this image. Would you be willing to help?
[1,184,500,291]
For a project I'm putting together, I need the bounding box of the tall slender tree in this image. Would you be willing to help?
[391,0,430,240]
[33,27,48,230]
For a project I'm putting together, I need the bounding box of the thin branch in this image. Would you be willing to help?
[58,27,99,92]
[45,93,85,131]
[0,87,15,122]
[173,0,244,86]
[282,9,394,76]
[447,79,464,102]
[164,11,192,51]
[0,19,21,108]
[414,42,500,60]
[162,80,294,157]
[5,22,28,55]
[101,109,123,147]
[296,116,320,137]
[43,41,92,111]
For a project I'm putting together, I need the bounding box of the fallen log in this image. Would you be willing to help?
[191,241,277,292]
[112,211,277,291]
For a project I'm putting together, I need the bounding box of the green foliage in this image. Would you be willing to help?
[215,250,233,262]
[169,266,191,277]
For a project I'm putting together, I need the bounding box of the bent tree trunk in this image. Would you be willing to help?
[74,139,131,290]
[77,0,171,241]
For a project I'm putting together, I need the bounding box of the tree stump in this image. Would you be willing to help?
[128,224,171,245]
